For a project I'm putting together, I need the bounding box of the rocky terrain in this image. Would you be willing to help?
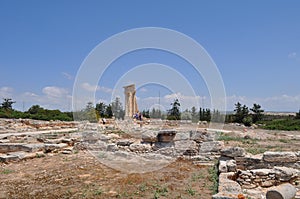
[0,118,300,198]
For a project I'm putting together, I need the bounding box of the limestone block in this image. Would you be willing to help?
[0,154,19,162]
[200,141,224,153]
[252,169,273,176]
[157,130,176,142]
[129,143,151,152]
[174,132,190,141]
[219,160,228,173]
[266,183,297,199]
[141,130,158,142]
[221,147,245,158]
[175,140,197,153]
[107,144,118,152]
[261,180,275,187]
[274,166,300,181]
[227,159,237,172]
[263,152,298,163]
[116,139,133,146]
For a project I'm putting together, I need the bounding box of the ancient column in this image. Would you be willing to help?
[123,84,138,119]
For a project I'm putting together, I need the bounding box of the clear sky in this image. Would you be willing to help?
[0,0,300,112]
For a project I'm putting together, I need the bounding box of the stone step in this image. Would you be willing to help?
[0,151,46,162]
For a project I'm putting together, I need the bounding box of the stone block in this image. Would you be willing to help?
[200,141,223,153]
[221,147,245,158]
[141,130,158,142]
[263,152,298,163]
[0,154,19,162]
[157,130,176,142]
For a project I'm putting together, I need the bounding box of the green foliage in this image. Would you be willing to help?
[0,98,15,110]
[167,99,181,120]
[208,165,218,194]
[261,119,300,131]
[186,187,196,196]
[199,107,211,121]
[242,115,253,127]
[234,102,249,124]
[142,109,150,118]
[246,147,267,155]
[0,168,14,174]
[250,103,264,123]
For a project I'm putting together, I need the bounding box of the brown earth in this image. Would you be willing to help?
[0,151,215,199]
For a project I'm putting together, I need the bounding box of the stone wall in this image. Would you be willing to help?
[214,147,300,199]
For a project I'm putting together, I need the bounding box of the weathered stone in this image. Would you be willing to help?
[157,147,176,156]
[263,151,298,163]
[219,160,228,173]
[266,183,297,199]
[227,159,237,172]
[200,141,223,153]
[261,180,275,187]
[241,183,257,189]
[44,143,68,152]
[0,154,19,162]
[157,130,176,142]
[252,169,273,176]
[141,130,158,143]
[175,140,197,154]
[107,144,118,152]
[274,166,299,181]
[221,147,245,158]
[215,172,242,198]
[61,150,72,154]
[116,139,133,146]
[174,132,190,141]
[129,143,151,152]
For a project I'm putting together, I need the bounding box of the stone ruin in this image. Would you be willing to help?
[124,84,138,119]
[0,117,300,198]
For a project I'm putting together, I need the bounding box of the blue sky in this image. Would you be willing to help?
[0,1,300,112]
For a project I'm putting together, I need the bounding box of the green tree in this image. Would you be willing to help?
[167,99,181,120]
[1,98,15,110]
[142,109,150,118]
[27,105,44,114]
[105,104,113,118]
[95,102,107,118]
[250,103,264,123]
[234,102,249,124]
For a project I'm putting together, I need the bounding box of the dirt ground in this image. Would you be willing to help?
[0,151,215,199]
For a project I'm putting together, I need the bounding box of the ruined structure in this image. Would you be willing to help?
[123,84,138,119]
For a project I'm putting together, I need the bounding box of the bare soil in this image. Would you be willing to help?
[0,151,214,199]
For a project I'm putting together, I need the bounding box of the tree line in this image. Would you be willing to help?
[1,97,300,130]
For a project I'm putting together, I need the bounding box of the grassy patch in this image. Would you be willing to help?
[261,119,300,131]
[186,187,196,196]
[0,168,14,174]
[246,147,267,155]
[208,165,218,194]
